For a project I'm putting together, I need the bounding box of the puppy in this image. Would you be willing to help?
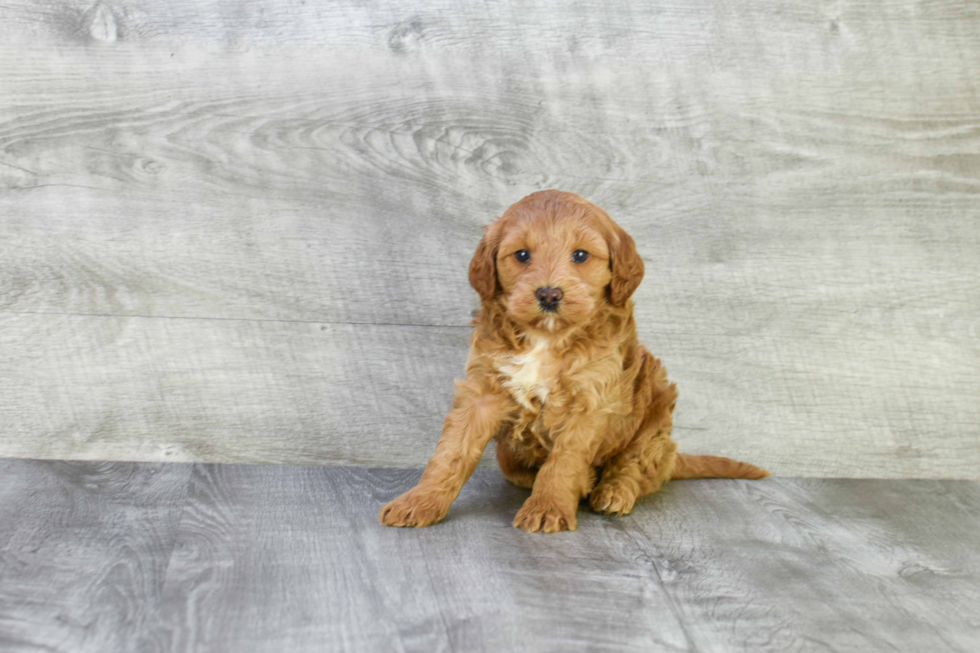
[380,190,768,533]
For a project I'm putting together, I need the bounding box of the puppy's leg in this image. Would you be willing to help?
[590,421,677,516]
[380,383,513,528]
[513,422,599,533]
[497,441,599,496]
[495,438,538,489]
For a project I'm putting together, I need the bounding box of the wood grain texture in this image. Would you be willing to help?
[626,477,980,652]
[1,459,979,652]
[0,0,978,476]
[150,464,692,653]
[3,309,976,476]
[0,312,464,466]
[0,459,192,653]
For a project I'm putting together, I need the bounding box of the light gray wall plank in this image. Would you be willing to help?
[1,0,978,475]
[1,311,976,477]
[0,312,464,466]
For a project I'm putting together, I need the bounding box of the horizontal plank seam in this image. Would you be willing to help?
[8,183,106,192]
[1,309,957,344]
[0,309,473,330]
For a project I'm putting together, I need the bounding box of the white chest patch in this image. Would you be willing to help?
[496,337,555,410]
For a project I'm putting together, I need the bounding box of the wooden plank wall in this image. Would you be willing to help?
[0,0,977,478]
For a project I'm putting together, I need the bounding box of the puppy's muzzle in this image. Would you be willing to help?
[535,286,563,312]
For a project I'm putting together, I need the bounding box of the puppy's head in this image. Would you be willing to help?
[469,190,644,332]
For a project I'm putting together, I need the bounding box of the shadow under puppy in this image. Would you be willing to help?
[381,190,768,533]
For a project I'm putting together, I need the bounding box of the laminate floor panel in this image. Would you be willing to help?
[1,459,977,652]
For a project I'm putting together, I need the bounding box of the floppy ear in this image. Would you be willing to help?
[607,225,645,307]
[469,221,501,302]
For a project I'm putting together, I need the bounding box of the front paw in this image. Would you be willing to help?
[513,494,577,533]
[380,487,451,528]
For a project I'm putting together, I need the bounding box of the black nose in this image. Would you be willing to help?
[535,287,563,311]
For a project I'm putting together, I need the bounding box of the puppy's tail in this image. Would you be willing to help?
[671,454,770,480]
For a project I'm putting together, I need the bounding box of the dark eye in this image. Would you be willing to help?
[515,249,531,263]
[572,249,590,263]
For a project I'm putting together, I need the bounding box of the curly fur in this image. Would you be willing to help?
[380,190,768,533]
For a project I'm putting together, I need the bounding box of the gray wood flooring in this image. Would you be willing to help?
[1,0,979,478]
[1,458,978,653]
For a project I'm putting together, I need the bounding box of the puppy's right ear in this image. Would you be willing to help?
[469,221,501,302]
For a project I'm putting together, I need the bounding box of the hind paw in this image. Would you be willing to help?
[590,480,638,516]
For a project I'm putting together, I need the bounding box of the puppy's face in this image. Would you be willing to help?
[495,217,611,331]
[469,191,644,333]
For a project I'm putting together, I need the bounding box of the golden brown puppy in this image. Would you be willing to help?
[380,190,768,533]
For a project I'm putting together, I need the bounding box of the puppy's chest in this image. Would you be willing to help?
[494,338,561,411]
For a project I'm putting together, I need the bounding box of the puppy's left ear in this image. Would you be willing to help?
[469,220,501,302]
[607,224,644,307]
